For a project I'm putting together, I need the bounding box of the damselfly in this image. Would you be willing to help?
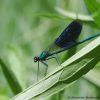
[34,20,100,80]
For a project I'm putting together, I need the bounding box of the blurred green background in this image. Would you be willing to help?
[0,0,100,100]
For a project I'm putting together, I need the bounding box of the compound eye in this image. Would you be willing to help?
[34,57,38,62]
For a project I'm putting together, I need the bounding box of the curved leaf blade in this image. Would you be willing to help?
[11,36,100,100]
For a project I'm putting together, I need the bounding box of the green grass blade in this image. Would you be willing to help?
[0,58,22,94]
[55,7,94,22]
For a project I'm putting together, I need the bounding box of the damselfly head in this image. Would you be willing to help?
[34,56,39,62]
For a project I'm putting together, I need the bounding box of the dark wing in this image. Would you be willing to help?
[44,20,82,56]
[54,20,82,48]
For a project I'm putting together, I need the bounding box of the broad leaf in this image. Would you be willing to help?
[11,36,100,100]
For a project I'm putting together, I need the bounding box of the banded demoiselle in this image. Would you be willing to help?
[34,20,100,80]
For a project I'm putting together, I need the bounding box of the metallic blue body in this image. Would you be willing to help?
[39,52,47,60]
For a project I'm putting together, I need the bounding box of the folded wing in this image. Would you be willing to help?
[54,20,82,48]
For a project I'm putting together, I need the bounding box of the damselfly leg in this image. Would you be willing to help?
[37,61,48,80]
[41,61,48,76]
[46,56,61,66]
[37,61,39,80]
